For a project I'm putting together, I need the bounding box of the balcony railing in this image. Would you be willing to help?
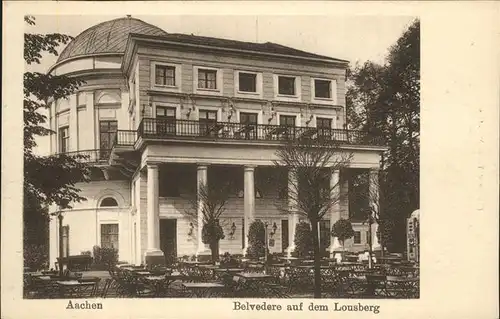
[57,149,111,165]
[113,130,137,147]
[137,118,384,146]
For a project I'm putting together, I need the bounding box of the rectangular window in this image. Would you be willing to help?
[156,106,176,135]
[101,224,119,250]
[279,115,296,140]
[314,79,331,98]
[155,65,176,86]
[354,231,361,244]
[61,226,69,257]
[239,112,258,139]
[99,120,117,159]
[316,117,332,140]
[278,76,296,95]
[199,110,218,136]
[198,69,217,89]
[238,72,257,92]
[59,126,69,153]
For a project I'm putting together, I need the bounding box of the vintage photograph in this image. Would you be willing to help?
[23,14,420,300]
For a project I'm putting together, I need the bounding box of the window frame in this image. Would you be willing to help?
[353,230,362,244]
[273,74,301,101]
[311,77,337,104]
[100,223,119,250]
[58,126,70,153]
[99,120,118,151]
[155,65,176,87]
[150,61,182,92]
[193,66,223,95]
[234,70,262,97]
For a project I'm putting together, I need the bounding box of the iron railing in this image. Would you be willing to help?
[57,149,111,164]
[113,130,137,147]
[137,118,384,146]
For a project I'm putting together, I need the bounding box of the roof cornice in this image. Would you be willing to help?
[122,33,349,74]
[48,53,123,75]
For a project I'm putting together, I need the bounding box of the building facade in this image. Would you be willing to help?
[48,17,385,266]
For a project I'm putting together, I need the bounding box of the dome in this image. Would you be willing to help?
[57,16,168,63]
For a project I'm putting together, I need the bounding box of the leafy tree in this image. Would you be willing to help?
[24,16,89,250]
[346,19,420,251]
[293,221,313,258]
[273,138,351,298]
[184,181,230,262]
[331,218,355,252]
[247,220,266,259]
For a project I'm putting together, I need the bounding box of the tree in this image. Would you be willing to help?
[184,181,230,262]
[273,138,351,298]
[346,19,420,252]
[247,220,266,259]
[293,221,313,258]
[24,16,89,251]
[331,218,355,253]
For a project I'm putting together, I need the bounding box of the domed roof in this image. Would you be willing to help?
[57,17,168,63]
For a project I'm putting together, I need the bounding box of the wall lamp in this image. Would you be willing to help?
[187,222,194,237]
[269,222,278,238]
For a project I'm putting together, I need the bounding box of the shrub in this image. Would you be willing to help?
[92,245,118,269]
[247,220,266,258]
[81,250,91,256]
[332,219,355,250]
[201,220,225,244]
[24,243,48,271]
[293,221,314,258]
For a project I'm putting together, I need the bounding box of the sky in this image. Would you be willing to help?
[28,15,416,154]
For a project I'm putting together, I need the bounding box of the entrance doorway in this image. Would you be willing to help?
[160,219,177,264]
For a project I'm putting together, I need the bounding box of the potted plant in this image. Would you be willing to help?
[331,219,355,258]
[294,221,314,259]
[247,220,266,259]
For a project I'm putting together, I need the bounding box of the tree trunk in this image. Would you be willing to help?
[210,240,219,263]
[311,219,321,298]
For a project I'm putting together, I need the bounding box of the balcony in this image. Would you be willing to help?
[136,118,385,147]
[58,149,111,165]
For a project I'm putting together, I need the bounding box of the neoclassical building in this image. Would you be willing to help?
[47,16,385,266]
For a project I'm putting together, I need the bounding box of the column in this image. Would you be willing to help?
[328,169,343,258]
[86,92,96,150]
[242,166,255,256]
[369,168,381,251]
[144,163,163,265]
[196,164,209,255]
[69,94,78,151]
[286,169,298,257]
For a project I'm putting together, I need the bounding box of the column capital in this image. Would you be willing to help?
[196,163,209,170]
[244,165,257,172]
[146,162,160,170]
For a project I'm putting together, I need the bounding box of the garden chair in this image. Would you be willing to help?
[365,274,388,298]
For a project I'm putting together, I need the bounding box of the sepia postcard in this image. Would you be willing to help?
[2,1,499,319]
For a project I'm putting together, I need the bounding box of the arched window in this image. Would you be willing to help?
[100,197,118,207]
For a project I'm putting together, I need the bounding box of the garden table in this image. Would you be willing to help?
[142,274,185,297]
[236,273,276,297]
[214,268,244,280]
[182,282,225,297]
